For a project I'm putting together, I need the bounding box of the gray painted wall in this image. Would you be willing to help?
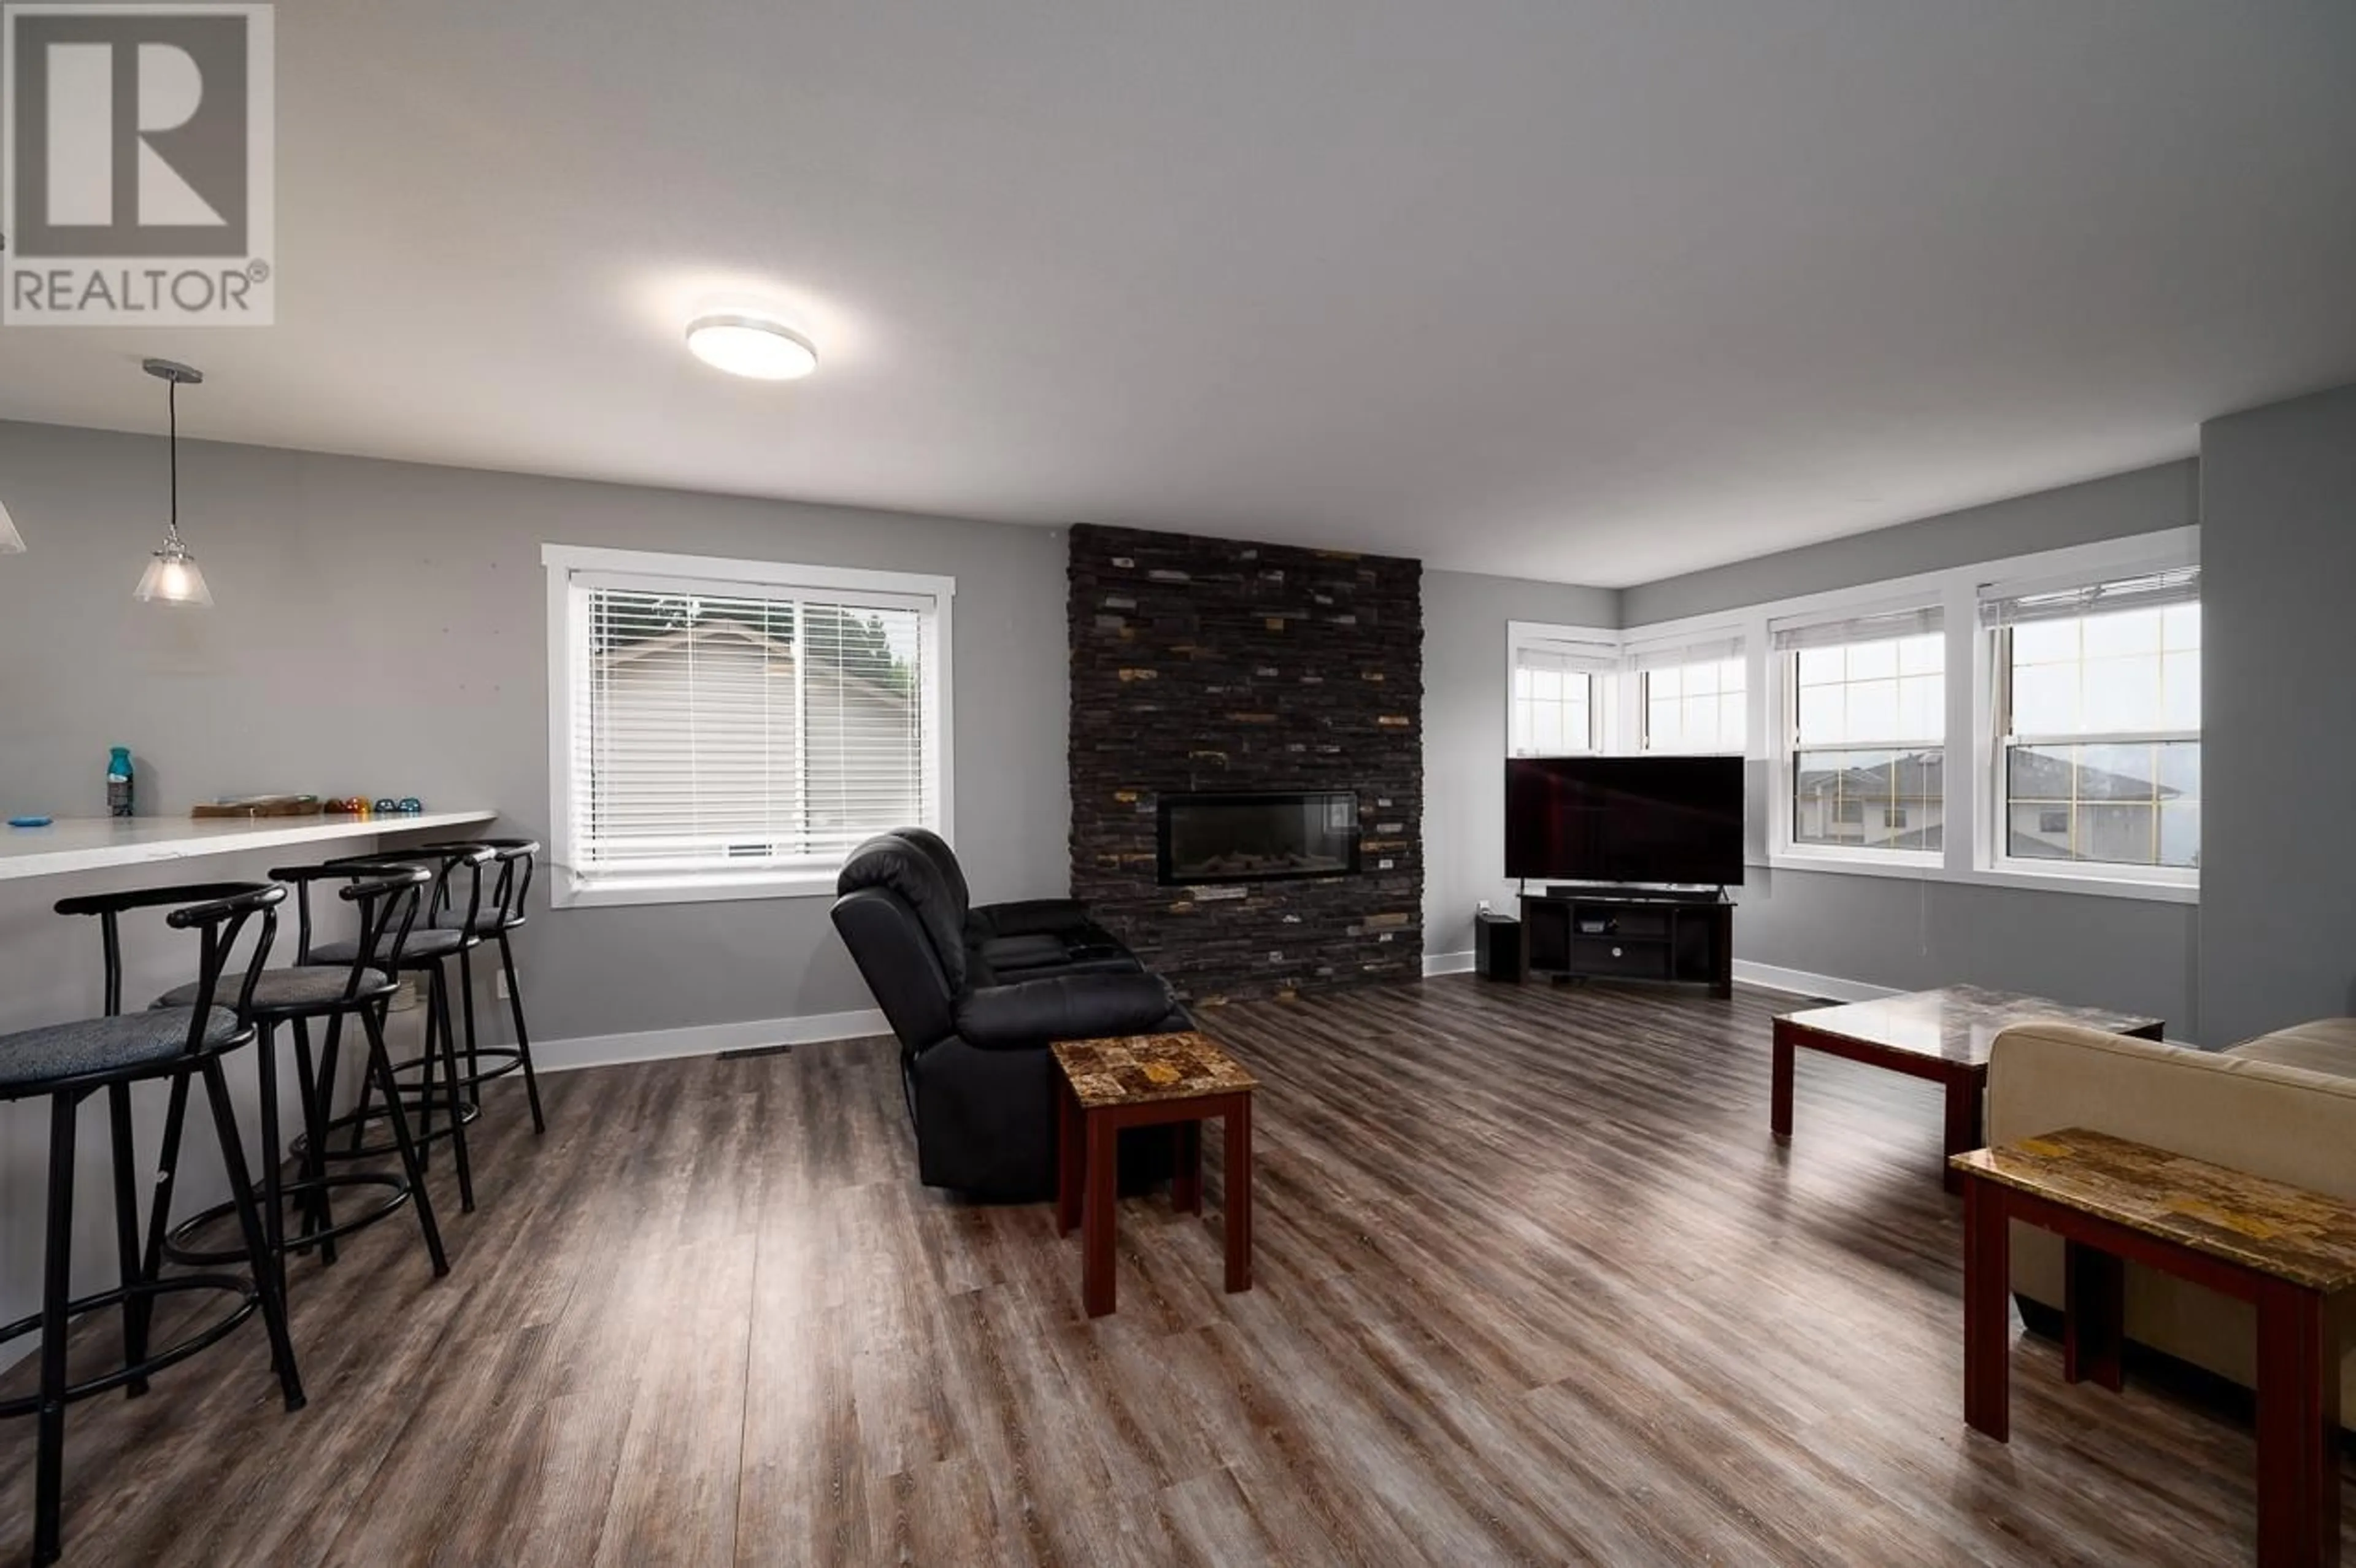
[1623,460,2204,1032]
[2196,384,2356,1045]
[1622,459,2200,626]
[0,423,1624,1350]
[0,419,1075,1355]
[1420,567,1620,959]
[0,420,1074,1045]
[1731,866,2198,1027]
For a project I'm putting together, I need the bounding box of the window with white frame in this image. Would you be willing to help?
[1509,632,1617,755]
[1774,606,1945,855]
[542,545,952,905]
[1634,636,1746,754]
[1982,566,2199,872]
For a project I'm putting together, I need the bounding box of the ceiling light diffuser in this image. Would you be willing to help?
[685,313,818,380]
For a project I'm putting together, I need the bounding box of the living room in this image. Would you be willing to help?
[1,3,2354,1564]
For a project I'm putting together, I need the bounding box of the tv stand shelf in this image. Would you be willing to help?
[1517,887,1733,998]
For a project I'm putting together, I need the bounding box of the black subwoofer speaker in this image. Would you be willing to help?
[1474,911,1523,983]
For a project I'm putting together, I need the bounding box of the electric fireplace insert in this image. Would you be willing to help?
[1157,791,1361,885]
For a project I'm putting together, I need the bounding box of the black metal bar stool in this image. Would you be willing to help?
[150,863,450,1293]
[0,882,303,1567]
[421,838,546,1135]
[304,844,494,1212]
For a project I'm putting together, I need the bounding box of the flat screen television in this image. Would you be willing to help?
[1505,756,1746,886]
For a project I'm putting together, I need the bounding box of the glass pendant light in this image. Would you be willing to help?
[0,496,22,554]
[133,358,214,607]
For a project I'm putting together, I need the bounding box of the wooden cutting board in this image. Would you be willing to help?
[191,796,323,819]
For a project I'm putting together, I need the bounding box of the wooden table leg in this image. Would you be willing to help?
[1083,1107,1118,1318]
[1172,1120,1201,1215]
[1941,1067,1986,1196]
[2063,1240,2124,1391]
[1056,1082,1082,1237]
[1223,1096,1252,1294]
[1770,1020,1796,1143]
[1961,1172,2011,1442]
[2254,1278,2339,1568]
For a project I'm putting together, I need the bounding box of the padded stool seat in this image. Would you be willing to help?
[0,1008,238,1090]
[312,929,467,965]
[429,909,514,936]
[155,968,391,1013]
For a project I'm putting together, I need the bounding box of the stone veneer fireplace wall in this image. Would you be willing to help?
[1068,523,1424,1004]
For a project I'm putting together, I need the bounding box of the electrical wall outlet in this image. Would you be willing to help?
[493,969,512,1001]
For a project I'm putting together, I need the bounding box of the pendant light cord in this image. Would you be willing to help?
[166,375,181,546]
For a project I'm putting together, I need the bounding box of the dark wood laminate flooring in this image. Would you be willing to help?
[2,977,2346,1565]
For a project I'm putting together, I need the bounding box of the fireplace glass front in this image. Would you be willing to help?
[1157,791,1361,884]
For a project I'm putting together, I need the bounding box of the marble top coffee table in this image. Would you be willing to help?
[1771,985,2164,1193]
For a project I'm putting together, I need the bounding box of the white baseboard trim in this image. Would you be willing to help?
[529,961,1887,1071]
[535,1007,892,1074]
[1425,947,1888,1001]
[1730,960,1896,1004]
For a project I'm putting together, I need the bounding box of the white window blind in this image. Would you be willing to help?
[547,548,950,901]
[1769,603,1944,652]
[1516,638,1622,674]
[1977,564,2200,628]
[1628,633,1743,672]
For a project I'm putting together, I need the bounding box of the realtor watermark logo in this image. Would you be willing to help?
[2,3,274,325]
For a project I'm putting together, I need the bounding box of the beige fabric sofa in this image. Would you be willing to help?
[1986,1017,2356,1427]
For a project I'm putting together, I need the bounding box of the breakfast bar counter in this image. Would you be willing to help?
[0,812,498,882]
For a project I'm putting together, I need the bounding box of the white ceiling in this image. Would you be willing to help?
[4,0,2354,585]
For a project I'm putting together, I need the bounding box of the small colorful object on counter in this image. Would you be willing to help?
[324,795,423,816]
[7,815,53,829]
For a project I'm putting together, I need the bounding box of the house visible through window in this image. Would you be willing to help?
[1775,605,1946,855]
[544,545,952,905]
[1984,566,2198,871]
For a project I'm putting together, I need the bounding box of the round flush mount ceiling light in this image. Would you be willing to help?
[685,313,818,380]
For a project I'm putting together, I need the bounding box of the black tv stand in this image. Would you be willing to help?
[1540,882,1727,905]
[1519,886,1733,998]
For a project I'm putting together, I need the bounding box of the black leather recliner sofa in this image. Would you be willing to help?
[831,830,1189,1198]
[891,827,1135,977]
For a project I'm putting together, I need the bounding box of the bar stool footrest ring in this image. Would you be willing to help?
[161,1173,415,1267]
[0,1275,257,1417]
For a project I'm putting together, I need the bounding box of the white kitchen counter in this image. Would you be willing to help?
[0,811,499,881]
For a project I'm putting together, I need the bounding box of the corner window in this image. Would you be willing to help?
[1983,566,2198,874]
[542,545,953,906]
[1509,631,1617,755]
[1634,637,1746,754]
[1774,607,1945,856]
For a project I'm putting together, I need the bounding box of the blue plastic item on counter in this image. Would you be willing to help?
[8,815,53,828]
